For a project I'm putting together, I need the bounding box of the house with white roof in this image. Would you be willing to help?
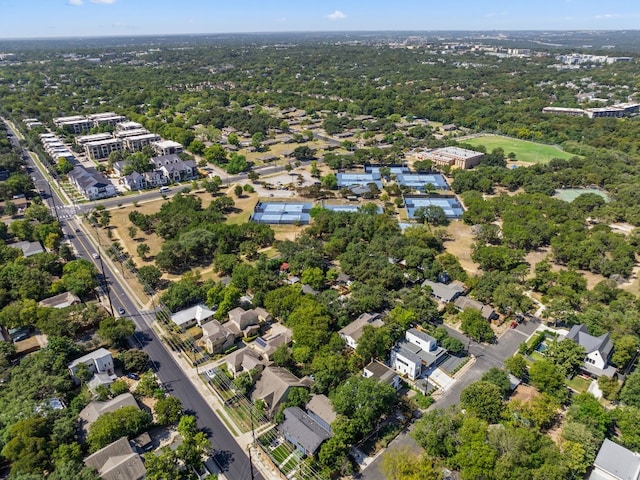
[68,347,114,382]
[589,438,640,480]
[390,328,447,381]
[170,304,215,330]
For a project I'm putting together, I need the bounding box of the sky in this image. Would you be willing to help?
[0,0,639,39]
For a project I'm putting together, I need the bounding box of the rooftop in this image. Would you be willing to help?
[590,439,640,480]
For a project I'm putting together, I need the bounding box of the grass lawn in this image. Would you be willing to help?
[530,351,546,363]
[462,135,577,164]
[567,375,592,393]
[271,444,291,464]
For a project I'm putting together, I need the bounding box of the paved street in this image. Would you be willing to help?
[361,318,540,480]
[4,119,262,480]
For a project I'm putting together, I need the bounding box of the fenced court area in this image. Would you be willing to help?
[250,201,312,224]
[553,188,610,203]
[405,195,464,220]
[462,135,578,164]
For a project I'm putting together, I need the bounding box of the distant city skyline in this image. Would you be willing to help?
[0,0,639,40]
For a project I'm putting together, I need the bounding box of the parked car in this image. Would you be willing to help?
[510,321,518,329]
[118,307,126,315]
[126,373,140,380]
[92,252,99,259]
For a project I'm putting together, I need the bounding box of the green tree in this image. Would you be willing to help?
[137,265,162,290]
[411,407,462,458]
[460,381,504,423]
[381,447,442,480]
[481,367,512,398]
[529,359,568,402]
[120,349,150,372]
[136,243,151,260]
[612,335,640,369]
[504,354,528,379]
[136,371,159,397]
[1,417,52,475]
[155,395,183,425]
[87,406,152,452]
[176,415,211,469]
[545,339,586,377]
[144,448,180,480]
[620,369,640,408]
[460,308,494,343]
[413,205,449,227]
[96,317,135,348]
[301,266,325,290]
[234,184,243,197]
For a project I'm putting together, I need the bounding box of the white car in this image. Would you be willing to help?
[205,369,217,379]
[92,252,99,259]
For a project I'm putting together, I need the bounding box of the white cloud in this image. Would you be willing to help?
[68,0,83,5]
[327,10,346,21]
[91,0,117,4]
[595,13,620,19]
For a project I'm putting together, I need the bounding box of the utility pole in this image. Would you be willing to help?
[248,403,256,480]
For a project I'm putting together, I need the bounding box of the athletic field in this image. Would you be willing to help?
[554,188,610,203]
[462,135,577,164]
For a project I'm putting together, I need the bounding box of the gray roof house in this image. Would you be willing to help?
[39,291,81,309]
[454,295,498,321]
[12,240,44,257]
[201,320,235,355]
[422,279,465,303]
[306,394,337,434]
[68,347,114,382]
[78,393,139,436]
[84,436,146,480]
[589,438,640,480]
[251,367,313,417]
[566,324,616,377]
[280,406,332,456]
[339,313,384,349]
[363,360,402,391]
[225,348,265,377]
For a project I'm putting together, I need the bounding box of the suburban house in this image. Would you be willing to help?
[84,436,146,480]
[12,240,44,258]
[121,171,146,191]
[38,291,81,309]
[339,313,384,349]
[227,307,262,338]
[225,348,265,377]
[422,279,465,303]
[363,360,402,391]
[306,394,337,434]
[589,438,640,480]
[149,154,197,183]
[68,347,114,382]
[250,366,314,417]
[390,328,447,381]
[454,295,498,321]
[152,140,184,156]
[280,406,332,456]
[201,320,236,355]
[251,330,293,361]
[78,393,140,436]
[170,303,216,330]
[565,324,617,378]
[67,166,117,200]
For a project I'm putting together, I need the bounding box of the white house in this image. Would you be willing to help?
[565,324,616,377]
[390,328,446,381]
[68,348,114,382]
[170,304,215,330]
[589,438,640,480]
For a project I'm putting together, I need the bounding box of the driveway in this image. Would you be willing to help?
[360,318,541,479]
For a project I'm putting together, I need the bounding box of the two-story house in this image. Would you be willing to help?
[565,324,617,377]
[390,328,447,381]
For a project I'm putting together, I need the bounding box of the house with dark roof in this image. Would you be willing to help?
[566,324,616,378]
[250,367,313,417]
[280,406,332,456]
[251,330,292,361]
[150,154,197,183]
[390,328,447,381]
[589,438,640,480]
[339,313,384,349]
[84,436,146,480]
[454,295,498,321]
[422,279,465,303]
[78,393,139,437]
[363,360,401,391]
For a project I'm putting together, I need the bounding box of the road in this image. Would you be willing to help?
[4,119,262,480]
[360,318,540,480]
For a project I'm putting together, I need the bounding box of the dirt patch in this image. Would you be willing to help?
[443,221,479,275]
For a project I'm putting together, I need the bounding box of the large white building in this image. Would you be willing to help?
[84,138,124,161]
[390,328,447,381]
[68,348,114,382]
[418,146,484,170]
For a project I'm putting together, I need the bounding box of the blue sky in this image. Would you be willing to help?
[0,0,639,39]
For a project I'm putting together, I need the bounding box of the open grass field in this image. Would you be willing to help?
[462,135,577,164]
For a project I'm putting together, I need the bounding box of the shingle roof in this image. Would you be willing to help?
[306,394,337,426]
[566,324,614,358]
[68,348,112,370]
[84,437,146,480]
[422,280,464,302]
[339,313,383,342]
[78,393,139,429]
[281,406,332,455]
[251,367,313,415]
[590,438,640,480]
